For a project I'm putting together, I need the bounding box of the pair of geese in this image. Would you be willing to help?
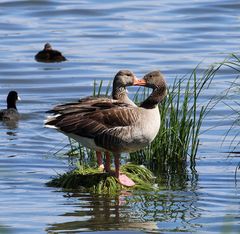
[45,70,167,187]
[1,61,167,187]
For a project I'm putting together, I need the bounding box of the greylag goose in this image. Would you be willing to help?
[0,91,21,121]
[45,70,167,187]
[46,70,143,175]
[35,43,67,62]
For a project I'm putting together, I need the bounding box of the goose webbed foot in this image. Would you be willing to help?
[114,154,135,187]
[118,173,135,187]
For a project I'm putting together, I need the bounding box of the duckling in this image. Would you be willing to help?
[35,43,67,62]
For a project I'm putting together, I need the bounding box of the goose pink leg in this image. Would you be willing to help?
[105,152,111,172]
[96,151,104,171]
[114,154,135,187]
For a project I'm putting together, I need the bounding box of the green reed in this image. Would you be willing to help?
[93,79,111,97]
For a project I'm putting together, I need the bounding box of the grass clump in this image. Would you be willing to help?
[47,163,156,194]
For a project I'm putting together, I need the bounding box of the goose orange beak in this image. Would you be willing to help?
[133,77,147,86]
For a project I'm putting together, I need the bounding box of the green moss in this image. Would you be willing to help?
[47,163,156,194]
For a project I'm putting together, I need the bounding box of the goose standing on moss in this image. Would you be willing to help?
[45,71,167,187]
[0,91,21,121]
[35,43,67,62]
[47,70,143,172]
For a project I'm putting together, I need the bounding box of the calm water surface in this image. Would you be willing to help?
[0,0,240,233]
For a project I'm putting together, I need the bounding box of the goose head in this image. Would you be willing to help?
[140,70,167,109]
[44,43,52,51]
[7,91,20,110]
[112,70,143,101]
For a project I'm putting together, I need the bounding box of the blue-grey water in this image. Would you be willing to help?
[0,0,240,233]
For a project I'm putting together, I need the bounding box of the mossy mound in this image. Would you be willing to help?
[47,163,156,194]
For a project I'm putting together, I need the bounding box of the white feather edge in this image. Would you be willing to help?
[44,114,61,129]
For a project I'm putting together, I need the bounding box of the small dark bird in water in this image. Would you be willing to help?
[0,91,21,121]
[35,43,67,63]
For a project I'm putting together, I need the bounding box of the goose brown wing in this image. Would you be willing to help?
[46,105,140,140]
[47,96,120,115]
[47,102,99,115]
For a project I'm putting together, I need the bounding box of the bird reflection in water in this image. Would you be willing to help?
[46,191,158,233]
[1,120,18,139]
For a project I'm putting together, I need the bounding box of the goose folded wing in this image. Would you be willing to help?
[47,99,127,115]
[83,105,139,127]
[46,102,99,114]
[47,106,140,139]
